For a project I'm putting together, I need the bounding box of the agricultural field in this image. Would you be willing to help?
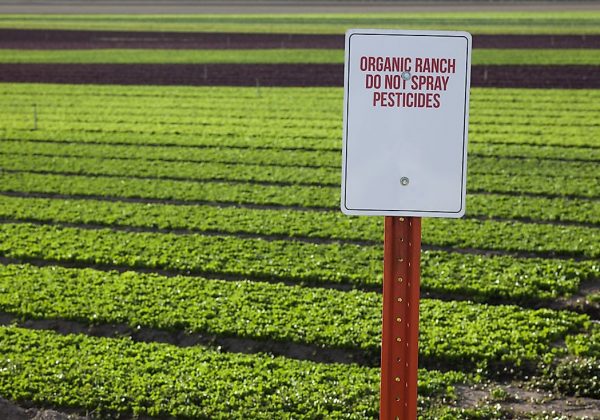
[0,11,599,420]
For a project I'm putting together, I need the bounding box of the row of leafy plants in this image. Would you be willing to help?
[4,108,598,148]
[2,172,598,224]
[1,11,599,33]
[2,154,597,198]
[0,78,598,416]
[0,263,591,376]
[1,84,599,147]
[0,195,597,259]
[2,142,597,179]
[0,255,596,404]
[0,222,595,302]
[3,137,599,165]
[1,48,600,65]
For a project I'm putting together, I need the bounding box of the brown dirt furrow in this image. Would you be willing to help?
[1,29,599,49]
[0,63,342,86]
[455,384,600,419]
[0,396,85,420]
[0,312,378,367]
[0,63,598,89]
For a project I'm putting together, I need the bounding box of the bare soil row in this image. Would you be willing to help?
[0,63,597,88]
[1,29,599,49]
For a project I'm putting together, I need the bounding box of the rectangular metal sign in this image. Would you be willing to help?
[341,29,472,218]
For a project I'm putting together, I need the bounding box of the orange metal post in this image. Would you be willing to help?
[380,216,422,420]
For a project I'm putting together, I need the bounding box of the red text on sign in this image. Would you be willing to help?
[372,92,441,108]
[360,56,412,72]
[411,75,449,91]
[414,57,456,73]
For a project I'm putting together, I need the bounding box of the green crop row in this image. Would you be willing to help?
[2,172,599,225]
[0,139,342,167]
[470,143,600,162]
[0,321,495,417]
[0,325,384,419]
[2,129,599,164]
[0,223,595,302]
[2,48,600,65]
[2,140,597,180]
[3,124,599,156]
[4,98,598,137]
[0,154,338,187]
[0,138,567,170]
[0,127,342,151]
[544,321,600,398]
[5,49,348,64]
[2,139,599,172]
[2,154,598,199]
[537,320,600,398]
[4,167,599,204]
[0,195,598,259]
[0,263,589,373]
[2,116,342,141]
[6,106,598,144]
[2,84,599,125]
[3,122,595,150]
[2,82,598,115]
[0,12,599,34]
[2,83,599,128]
[566,323,600,358]
[1,83,598,147]
[3,82,598,105]
[537,357,600,399]
[4,93,599,132]
[471,172,598,198]
[557,319,600,399]
[0,170,337,207]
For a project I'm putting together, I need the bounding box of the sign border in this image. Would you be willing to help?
[341,29,472,218]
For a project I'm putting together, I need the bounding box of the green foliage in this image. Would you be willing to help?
[470,142,600,162]
[0,195,598,259]
[1,171,599,224]
[588,292,600,303]
[0,263,383,353]
[537,357,600,398]
[1,48,600,65]
[4,139,598,179]
[0,223,594,302]
[467,194,600,225]
[0,78,598,414]
[2,147,598,196]
[537,321,600,398]
[3,138,600,169]
[0,12,599,34]
[0,263,588,374]
[0,325,384,418]
[565,323,600,358]
[1,84,599,148]
[488,387,510,402]
[419,300,586,373]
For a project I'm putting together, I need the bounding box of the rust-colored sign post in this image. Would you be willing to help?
[380,216,422,420]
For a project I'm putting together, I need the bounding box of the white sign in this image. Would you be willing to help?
[341,29,471,218]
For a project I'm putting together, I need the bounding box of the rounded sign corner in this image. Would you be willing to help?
[454,207,466,219]
[340,201,354,216]
[458,31,472,42]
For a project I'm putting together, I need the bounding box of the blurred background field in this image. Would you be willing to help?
[0,4,599,419]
